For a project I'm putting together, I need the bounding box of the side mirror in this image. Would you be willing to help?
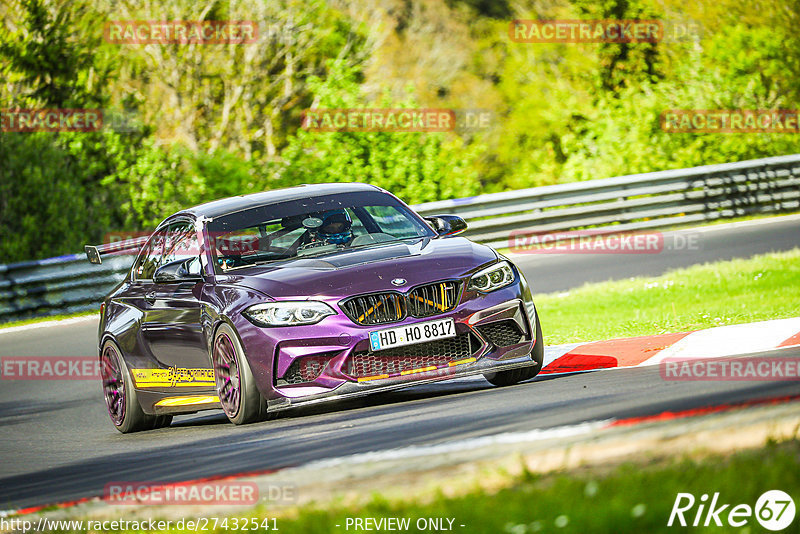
[153,257,203,284]
[424,215,468,237]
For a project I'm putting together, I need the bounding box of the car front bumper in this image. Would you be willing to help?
[267,345,539,412]
[234,273,540,411]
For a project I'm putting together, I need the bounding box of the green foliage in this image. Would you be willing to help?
[2,0,800,262]
[0,132,117,261]
[571,0,664,92]
[490,2,800,187]
[275,60,484,202]
[101,137,204,229]
[552,24,800,180]
[0,0,113,108]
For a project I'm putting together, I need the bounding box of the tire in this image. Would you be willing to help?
[484,311,544,387]
[100,340,173,433]
[211,323,269,425]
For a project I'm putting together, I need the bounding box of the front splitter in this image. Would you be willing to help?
[267,347,539,413]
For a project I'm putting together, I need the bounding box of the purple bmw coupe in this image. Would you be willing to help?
[86,183,543,432]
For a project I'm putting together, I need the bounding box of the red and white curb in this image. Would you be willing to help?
[541,317,800,374]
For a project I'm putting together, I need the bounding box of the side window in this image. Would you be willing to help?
[133,228,167,280]
[347,208,368,237]
[162,221,199,265]
[363,205,427,238]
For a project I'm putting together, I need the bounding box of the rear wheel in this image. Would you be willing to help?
[484,312,544,387]
[101,340,172,433]
[212,323,269,425]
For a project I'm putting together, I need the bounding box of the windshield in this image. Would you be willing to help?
[205,190,436,272]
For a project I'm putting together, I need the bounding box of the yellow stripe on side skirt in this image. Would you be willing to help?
[154,395,220,407]
[357,374,390,382]
[400,365,438,375]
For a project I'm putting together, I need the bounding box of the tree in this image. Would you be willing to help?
[275,59,484,203]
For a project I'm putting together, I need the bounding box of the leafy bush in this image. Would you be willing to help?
[275,59,484,202]
[0,132,117,262]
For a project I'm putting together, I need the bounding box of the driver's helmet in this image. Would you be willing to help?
[318,209,353,245]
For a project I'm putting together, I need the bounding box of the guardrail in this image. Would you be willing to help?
[2,154,799,323]
[414,154,800,249]
[0,254,134,324]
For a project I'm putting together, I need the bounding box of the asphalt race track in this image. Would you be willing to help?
[1,216,798,511]
[512,215,800,292]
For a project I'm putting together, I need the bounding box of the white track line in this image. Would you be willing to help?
[0,315,97,336]
[675,212,800,234]
[302,420,612,469]
[640,318,800,366]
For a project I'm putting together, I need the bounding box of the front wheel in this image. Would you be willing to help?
[211,323,269,425]
[484,312,544,387]
[100,340,172,433]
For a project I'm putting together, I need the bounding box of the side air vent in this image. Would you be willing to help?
[476,320,525,347]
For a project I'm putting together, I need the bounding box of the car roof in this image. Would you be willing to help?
[178,183,384,219]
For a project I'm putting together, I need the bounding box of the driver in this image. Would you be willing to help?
[317,209,354,245]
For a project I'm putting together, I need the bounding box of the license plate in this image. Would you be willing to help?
[369,318,456,352]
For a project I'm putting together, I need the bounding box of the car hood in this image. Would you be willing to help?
[214,237,497,299]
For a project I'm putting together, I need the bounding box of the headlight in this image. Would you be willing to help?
[243,301,335,327]
[468,261,516,293]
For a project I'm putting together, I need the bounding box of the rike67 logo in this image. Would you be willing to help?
[668,490,795,530]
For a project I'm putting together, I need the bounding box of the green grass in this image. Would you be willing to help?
[262,440,800,534]
[535,248,800,345]
[47,438,800,533]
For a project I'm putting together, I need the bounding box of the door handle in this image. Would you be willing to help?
[145,291,156,304]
